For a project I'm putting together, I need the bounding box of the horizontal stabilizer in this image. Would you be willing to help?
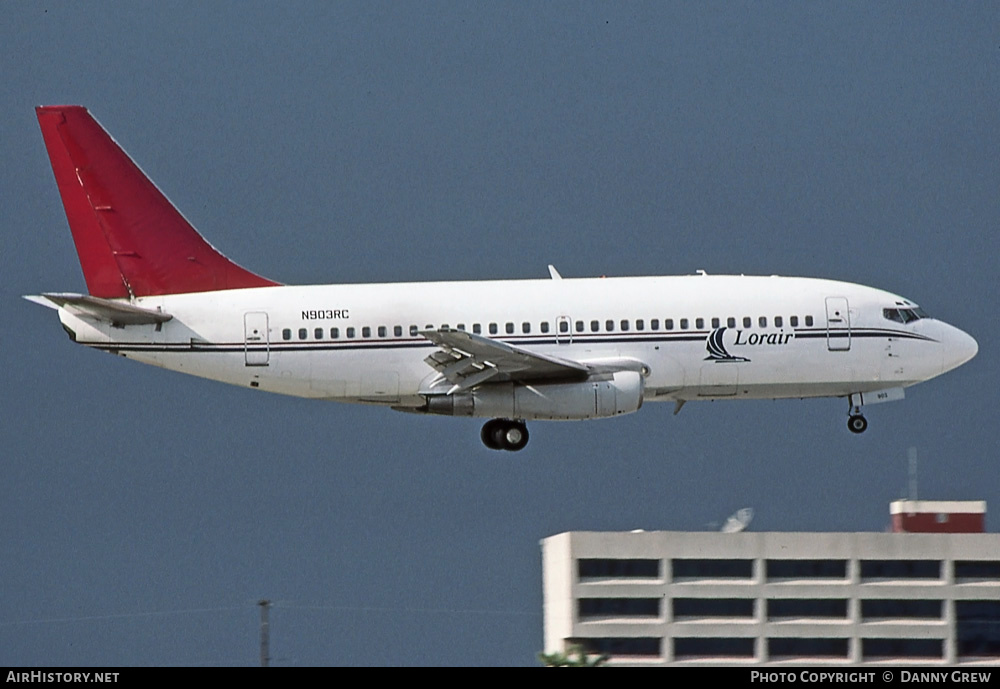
[24,293,172,326]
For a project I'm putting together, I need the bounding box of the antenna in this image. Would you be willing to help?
[908,447,918,501]
[721,507,754,533]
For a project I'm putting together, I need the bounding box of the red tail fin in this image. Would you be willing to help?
[36,106,279,298]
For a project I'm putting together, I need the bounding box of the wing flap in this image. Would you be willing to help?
[419,328,588,390]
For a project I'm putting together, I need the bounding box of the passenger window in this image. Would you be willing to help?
[378,326,387,337]
[665,319,674,330]
[489,323,498,335]
[559,320,569,333]
[606,320,615,332]
[522,322,531,334]
[457,324,466,331]
[743,317,752,328]
[314,328,323,339]
[362,326,371,338]
[680,318,689,330]
[282,328,291,341]
[347,327,356,338]
[650,319,660,330]
[636,319,645,331]
[441,324,449,330]
[505,322,514,334]
[727,317,736,328]
[298,328,307,340]
[621,320,629,331]
[775,316,783,327]
[575,320,584,332]
[591,320,600,332]
[711,318,720,328]
[473,323,482,334]
[805,316,814,326]
[759,317,767,328]
[540,322,549,333]
[409,325,418,336]
[394,325,402,337]
[790,316,799,327]
[331,328,340,339]
[695,318,704,329]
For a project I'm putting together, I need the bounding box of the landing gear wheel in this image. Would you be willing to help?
[848,414,868,434]
[480,419,529,451]
[481,419,504,450]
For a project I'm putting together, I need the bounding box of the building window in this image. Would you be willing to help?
[674,638,754,659]
[573,637,662,658]
[862,638,942,659]
[861,599,941,620]
[672,559,753,580]
[860,560,941,580]
[673,598,754,619]
[769,638,848,659]
[955,561,1000,582]
[957,601,1000,658]
[768,599,848,620]
[578,598,660,619]
[578,559,660,579]
[766,559,847,580]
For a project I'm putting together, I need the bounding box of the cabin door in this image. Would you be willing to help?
[244,311,270,366]
[825,297,851,351]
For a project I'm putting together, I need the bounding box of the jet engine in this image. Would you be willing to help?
[421,370,644,421]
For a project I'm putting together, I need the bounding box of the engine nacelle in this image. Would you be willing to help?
[422,371,644,420]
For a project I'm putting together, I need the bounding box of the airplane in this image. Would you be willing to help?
[26,106,978,451]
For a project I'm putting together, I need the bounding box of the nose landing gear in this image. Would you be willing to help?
[481,419,530,451]
[847,395,868,434]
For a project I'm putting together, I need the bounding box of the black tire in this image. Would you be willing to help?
[848,415,868,434]
[481,419,504,450]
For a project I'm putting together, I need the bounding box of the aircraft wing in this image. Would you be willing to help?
[420,328,589,393]
[24,293,173,326]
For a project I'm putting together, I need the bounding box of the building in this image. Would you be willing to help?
[542,512,1000,665]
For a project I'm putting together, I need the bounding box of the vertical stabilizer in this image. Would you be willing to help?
[36,106,279,297]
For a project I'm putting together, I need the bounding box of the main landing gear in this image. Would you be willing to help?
[847,395,868,434]
[481,419,530,451]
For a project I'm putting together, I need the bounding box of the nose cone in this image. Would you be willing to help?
[942,325,978,374]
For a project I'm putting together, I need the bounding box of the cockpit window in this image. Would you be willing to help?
[883,307,927,324]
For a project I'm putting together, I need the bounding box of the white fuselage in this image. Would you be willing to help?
[55,274,977,416]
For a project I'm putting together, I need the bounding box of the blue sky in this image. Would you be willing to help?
[2,2,997,666]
